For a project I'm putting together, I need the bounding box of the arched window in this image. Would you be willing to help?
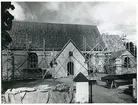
[28,53,38,68]
[124,57,130,68]
[67,62,74,76]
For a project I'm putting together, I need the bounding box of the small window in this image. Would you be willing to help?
[124,57,130,68]
[28,53,38,68]
[69,51,73,57]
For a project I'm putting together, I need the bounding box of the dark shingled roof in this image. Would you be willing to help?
[8,21,105,51]
[73,72,88,82]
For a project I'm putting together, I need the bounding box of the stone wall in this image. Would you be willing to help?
[3,83,74,103]
[2,50,59,81]
[2,51,13,81]
[3,49,135,80]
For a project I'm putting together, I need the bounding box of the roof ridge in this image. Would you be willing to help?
[13,20,97,27]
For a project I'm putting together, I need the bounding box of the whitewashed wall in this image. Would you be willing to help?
[54,42,88,78]
[75,82,89,103]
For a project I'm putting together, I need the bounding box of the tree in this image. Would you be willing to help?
[134,45,137,58]
[125,41,137,58]
[1,2,15,50]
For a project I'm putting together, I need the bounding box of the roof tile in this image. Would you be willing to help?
[8,21,105,51]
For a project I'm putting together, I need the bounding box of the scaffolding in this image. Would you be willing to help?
[2,33,137,81]
[1,34,51,81]
[81,35,137,76]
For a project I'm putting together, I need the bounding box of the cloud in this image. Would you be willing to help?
[42,2,60,12]
[9,2,137,44]
[9,2,38,21]
[9,2,26,21]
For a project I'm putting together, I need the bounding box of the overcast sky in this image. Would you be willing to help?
[9,2,137,44]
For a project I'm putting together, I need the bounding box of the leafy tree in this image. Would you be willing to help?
[1,2,15,50]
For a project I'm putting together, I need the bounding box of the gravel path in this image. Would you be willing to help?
[92,84,133,103]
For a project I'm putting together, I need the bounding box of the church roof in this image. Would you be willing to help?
[8,21,105,51]
[101,34,126,52]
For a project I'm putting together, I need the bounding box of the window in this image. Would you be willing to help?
[69,51,73,57]
[124,57,130,68]
[67,62,74,76]
[28,53,38,68]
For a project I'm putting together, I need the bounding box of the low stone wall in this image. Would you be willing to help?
[2,83,74,103]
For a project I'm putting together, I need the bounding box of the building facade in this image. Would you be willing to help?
[1,21,136,80]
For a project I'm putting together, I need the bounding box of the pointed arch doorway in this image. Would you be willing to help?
[67,62,74,76]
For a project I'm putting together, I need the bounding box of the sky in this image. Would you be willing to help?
[9,2,137,44]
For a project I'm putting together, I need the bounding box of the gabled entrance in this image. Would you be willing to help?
[53,39,88,78]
